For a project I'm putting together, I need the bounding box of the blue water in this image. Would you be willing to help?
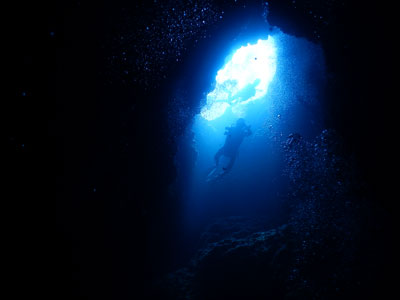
[174,30,326,239]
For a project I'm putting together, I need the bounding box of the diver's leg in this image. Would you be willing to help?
[214,147,224,165]
[223,154,236,173]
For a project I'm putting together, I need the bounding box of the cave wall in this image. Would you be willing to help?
[44,0,395,297]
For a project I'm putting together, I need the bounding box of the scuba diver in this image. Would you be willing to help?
[207,118,252,181]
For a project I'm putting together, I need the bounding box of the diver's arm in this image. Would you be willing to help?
[224,126,232,135]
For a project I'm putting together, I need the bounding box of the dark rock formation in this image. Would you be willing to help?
[151,129,388,299]
[153,221,293,300]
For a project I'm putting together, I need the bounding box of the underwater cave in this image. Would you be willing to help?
[156,3,393,299]
[50,0,395,299]
[173,26,326,241]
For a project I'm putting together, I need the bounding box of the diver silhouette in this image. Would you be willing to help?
[213,118,252,175]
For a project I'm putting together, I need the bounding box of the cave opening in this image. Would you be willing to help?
[173,28,327,248]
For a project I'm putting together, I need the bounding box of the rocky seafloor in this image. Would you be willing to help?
[150,129,391,299]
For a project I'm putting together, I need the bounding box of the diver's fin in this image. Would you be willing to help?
[207,167,217,177]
